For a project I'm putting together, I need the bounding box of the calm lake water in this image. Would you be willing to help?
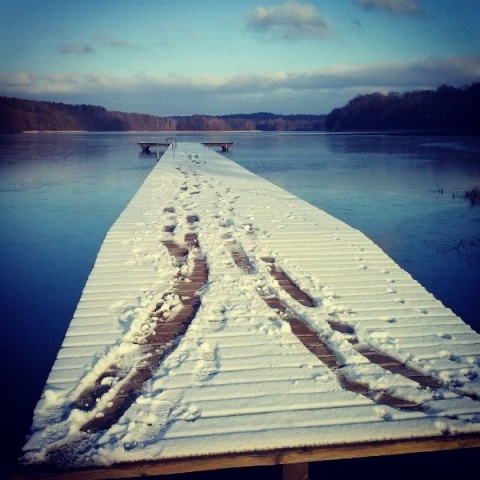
[1,131,479,477]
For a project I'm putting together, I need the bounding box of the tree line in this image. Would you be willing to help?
[0,97,325,133]
[324,83,480,132]
[1,82,479,133]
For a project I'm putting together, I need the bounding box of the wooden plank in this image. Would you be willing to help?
[13,436,480,479]
[283,462,309,480]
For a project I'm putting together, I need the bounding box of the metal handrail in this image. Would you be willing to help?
[166,137,177,157]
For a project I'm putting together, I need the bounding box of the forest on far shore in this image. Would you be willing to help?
[0,99,325,133]
[324,82,480,132]
[0,82,479,133]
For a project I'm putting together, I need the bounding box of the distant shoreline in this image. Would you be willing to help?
[21,129,263,134]
[18,129,480,136]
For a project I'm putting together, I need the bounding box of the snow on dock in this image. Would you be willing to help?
[17,143,480,478]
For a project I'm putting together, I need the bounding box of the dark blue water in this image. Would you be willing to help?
[1,131,479,478]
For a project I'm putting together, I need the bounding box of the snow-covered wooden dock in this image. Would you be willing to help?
[138,141,233,152]
[17,143,480,479]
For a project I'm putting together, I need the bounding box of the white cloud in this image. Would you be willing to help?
[59,43,96,55]
[355,0,421,15]
[246,0,333,40]
[1,55,479,114]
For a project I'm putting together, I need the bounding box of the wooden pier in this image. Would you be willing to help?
[16,142,480,480]
[138,141,233,152]
[138,141,171,152]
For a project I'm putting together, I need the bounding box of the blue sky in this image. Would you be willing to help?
[1,0,479,115]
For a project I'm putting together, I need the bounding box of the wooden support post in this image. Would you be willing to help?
[283,462,309,480]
